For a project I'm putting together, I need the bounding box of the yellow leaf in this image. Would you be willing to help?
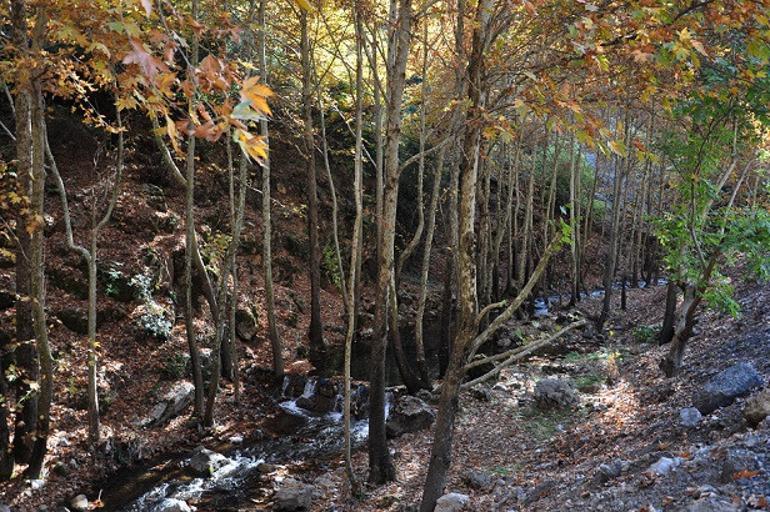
[294,0,312,11]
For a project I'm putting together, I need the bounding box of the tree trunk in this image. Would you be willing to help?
[184,0,205,419]
[420,0,491,506]
[659,282,677,345]
[26,50,51,478]
[598,110,630,332]
[258,0,283,379]
[10,0,36,467]
[301,10,325,358]
[369,0,412,484]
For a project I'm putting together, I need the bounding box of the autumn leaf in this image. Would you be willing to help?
[732,469,760,480]
[295,0,313,12]
[122,39,165,79]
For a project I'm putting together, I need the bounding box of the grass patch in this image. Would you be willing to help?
[632,324,660,344]
[518,406,581,442]
[574,372,604,392]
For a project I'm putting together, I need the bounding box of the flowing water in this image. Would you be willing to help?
[100,376,393,511]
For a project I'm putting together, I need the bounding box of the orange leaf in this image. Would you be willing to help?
[733,470,760,480]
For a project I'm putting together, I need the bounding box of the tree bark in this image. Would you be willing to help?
[369,0,413,484]
[258,0,284,379]
[300,9,325,358]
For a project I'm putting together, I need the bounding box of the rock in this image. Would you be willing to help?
[743,387,770,426]
[258,462,277,474]
[680,407,703,428]
[235,307,257,340]
[694,362,763,415]
[55,308,90,335]
[386,395,435,438]
[0,503,10,512]
[463,469,492,490]
[295,378,339,415]
[434,492,470,512]
[533,377,578,411]
[687,497,740,512]
[188,446,229,476]
[146,381,194,426]
[100,263,142,302]
[70,495,89,511]
[29,479,44,490]
[273,478,313,511]
[229,435,244,445]
[152,498,192,512]
[595,460,626,483]
[416,389,434,403]
[469,386,493,402]
[718,448,759,484]
[648,456,683,476]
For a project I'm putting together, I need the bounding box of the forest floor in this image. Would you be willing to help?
[305,275,770,512]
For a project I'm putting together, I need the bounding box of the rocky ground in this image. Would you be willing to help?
[298,276,770,512]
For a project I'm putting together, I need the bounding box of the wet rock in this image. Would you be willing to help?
[386,395,435,438]
[743,388,770,427]
[69,495,89,511]
[648,456,683,476]
[295,378,339,415]
[152,498,192,512]
[273,478,313,511]
[680,407,703,428]
[694,362,763,415]
[235,307,257,340]
[687,497,740,512]
[258,462,277,474]
[533,377,578,411]
[188,446,228,476]
[718,448,759,484]
[434,492,469,512]
[146,381,194,426]
[463,469,493,490]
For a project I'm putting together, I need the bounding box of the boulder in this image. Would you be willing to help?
[295,378,339,415]
[146,381,194,426]
[533,377,578,411]
[152,498,192,512]
[70,495,89,511]
[386,395,435,438]
[594,460,627,483]
[462,469,492,490]
[680,407,703,428]
[434,492,469,512]
[235,307,257,340]
[743,387,770,426]
[694,362,763,415]
[273,478,313,511]
[188,446,229,476]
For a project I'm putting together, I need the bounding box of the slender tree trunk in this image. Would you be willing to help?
[421,1,491,506]
[258,0,283,379]
[343,5,365,492]
[301,10,325,357]
[26,43,51,477]
[10,0,35,468]
[369,0,412,484]
[184,0,205,419]
[598,110,629,332]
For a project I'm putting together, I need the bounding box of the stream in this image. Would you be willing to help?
[99,376,393,511]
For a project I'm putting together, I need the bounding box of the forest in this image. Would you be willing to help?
[0,0,769,510]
